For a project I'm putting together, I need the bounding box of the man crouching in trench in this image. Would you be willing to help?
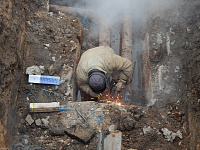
[76,46,133,98]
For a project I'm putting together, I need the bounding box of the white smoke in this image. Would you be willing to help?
[50,0,181,30]
[76,0,181,28]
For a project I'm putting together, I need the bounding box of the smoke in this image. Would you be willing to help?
[72,0,180,28]
[50,0,181,31]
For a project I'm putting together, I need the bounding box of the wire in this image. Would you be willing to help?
[43,86,63,99]
[26,86,38,102]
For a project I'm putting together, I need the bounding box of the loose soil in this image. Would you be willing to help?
[0,0,199,149]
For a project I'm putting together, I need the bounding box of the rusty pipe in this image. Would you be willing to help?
[99,15,111,47]
[143,33,153,103]
[121,13,133,101]
[121,14,133,61]
[99,24,111,47]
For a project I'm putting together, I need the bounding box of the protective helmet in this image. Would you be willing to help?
[88,69,106,94]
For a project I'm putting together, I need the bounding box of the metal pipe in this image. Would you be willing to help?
[99,25,111,47]
[121,14,133,61]
[143,33,153,104]
[99,15,111,47]
[97,131,103,150]
[121,13,133,100]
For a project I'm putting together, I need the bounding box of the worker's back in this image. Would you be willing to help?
[76,46,132,97]
[77,46,115,82]
[77,46,115,73]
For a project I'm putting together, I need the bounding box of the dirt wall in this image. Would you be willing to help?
[0,0,26,147]
[181,1,200,149]
[144,0,200,149]
[0,0,199,149]
[0,0,49,147]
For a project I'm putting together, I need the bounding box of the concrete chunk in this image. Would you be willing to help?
[35,118,42,126]
[65,126,96,144]
[104,131,122,150]
[25,114,34,125]
[26,65,45,75]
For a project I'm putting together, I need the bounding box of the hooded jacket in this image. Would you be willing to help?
[76,46,133,97]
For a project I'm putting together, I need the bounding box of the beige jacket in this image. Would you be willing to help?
[76,46,133,97]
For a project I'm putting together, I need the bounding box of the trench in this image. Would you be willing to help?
[0,0,198,149]
[49,1,146,106]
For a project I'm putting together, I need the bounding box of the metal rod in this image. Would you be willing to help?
[97,131,103,150]
[75,108,86,122]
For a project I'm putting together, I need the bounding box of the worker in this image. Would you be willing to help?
[76,46,133,97]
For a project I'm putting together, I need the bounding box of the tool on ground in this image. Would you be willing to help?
[30,102,74,112]
[97,131,103,150]
[28,75,60,85]
[97,130,110,150]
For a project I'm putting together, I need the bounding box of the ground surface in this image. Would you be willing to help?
[0,0,199,150]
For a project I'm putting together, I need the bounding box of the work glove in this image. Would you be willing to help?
[80,84,98,98]
[89,91,98,98]
[115,79,126,92]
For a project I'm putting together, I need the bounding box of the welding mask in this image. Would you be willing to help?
[88,69,106,94]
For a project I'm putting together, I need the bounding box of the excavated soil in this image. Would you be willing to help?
[0,0,199,149]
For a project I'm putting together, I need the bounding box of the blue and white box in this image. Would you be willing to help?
[28,75,60,85]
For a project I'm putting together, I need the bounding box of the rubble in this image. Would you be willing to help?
[44,44,50,47]
[143,126,153,135]
[1,0,199,149]
[35,118,42,126]
[119,114,136,131]
[60,64,73,82]
[41,116,50,128]
[54,36,60,43]
[65,126,96,144]
[49,125,65,136]
[25,114,34,125]
[161,128,183,142]
[56,64,73,97]
[70,40,77,52]
[48,59,64,75]
[109,125,116,132]
[26,65,45,75]
[51,56,56,62]
[175,66,180,72]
